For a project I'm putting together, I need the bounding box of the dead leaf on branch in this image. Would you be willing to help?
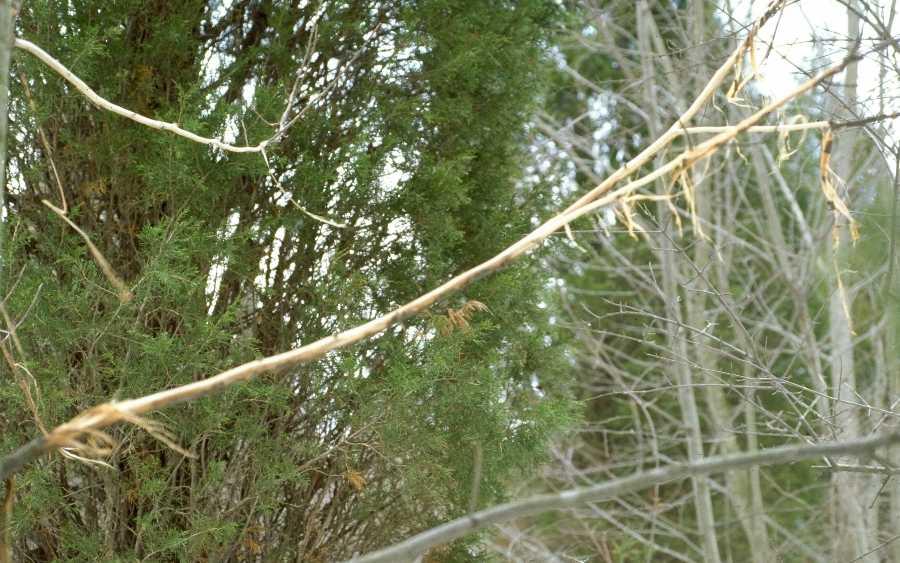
[43,200,134,304]
[615,194,673,240]
[726,32,759,106]
[345,469,366,492]
[819,129,860,246]
[777,114,810,163]
[817,129,858,336]
[436,300,490,336]
[243,525,264,555]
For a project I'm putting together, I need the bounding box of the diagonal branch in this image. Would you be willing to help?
[345,432,900,563]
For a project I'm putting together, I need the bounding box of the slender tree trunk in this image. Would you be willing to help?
[886,161,900,563]
[636,4,722,560]
[687,156,773,563]
[690,4,772,558]
[658,236,722,563]
[684,3,771,560]
[828,2,875,560]
[889,299,900,562]
[0,1,14,276]
[0,2,16,562]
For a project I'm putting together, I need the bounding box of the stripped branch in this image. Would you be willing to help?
[14,22,373,156]
[14,39,271,153]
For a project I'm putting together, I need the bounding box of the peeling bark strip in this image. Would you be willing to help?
[0,0,881,482]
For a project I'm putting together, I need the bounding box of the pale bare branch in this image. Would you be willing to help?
[346,432,900,563]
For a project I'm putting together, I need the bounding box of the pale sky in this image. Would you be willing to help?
[743,0,899,144]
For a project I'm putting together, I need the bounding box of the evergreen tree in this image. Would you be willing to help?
[1,1,574,559]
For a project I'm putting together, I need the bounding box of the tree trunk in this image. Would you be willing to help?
[0,2,16,561]
[828,2,874,560]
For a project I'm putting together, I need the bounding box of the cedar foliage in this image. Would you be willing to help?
[2,1,574,560]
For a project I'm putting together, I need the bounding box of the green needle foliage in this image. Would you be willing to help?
[2,1,575,560]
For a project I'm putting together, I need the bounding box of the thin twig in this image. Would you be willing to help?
[17,72,66,212]
[42,200,133,304]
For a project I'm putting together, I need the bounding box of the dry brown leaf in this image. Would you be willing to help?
[345,469,366,492]
[438,300,490,336]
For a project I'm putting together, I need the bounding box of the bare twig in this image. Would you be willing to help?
[17,72,66,212]
[345,432,900,563]
[14,38,272,153]
[14,22,375,156]
[42,200,133,303]
[811,463,900,475]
